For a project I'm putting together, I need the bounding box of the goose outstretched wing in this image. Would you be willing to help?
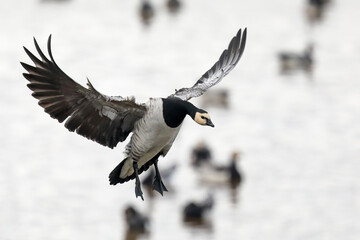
[169,28,247,101]
[21,36,146,149]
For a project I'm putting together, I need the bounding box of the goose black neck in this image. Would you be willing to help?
[162,98,198,128]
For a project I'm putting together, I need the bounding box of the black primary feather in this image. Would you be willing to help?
[21,35,147,148]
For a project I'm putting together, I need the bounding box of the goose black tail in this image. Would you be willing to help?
[109,158,128,185]
[109,153,163,185]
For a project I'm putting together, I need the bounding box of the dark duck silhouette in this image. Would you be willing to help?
[140,0,155,26]
[124,206,149,232]
[306,0,332,23]
[191,141,213,167]
[183,194,214,222]
[278,44,314,75]
[124,205,149,240]
[223,152,242,184]
[227,151,242,187]
[166,0,181,14]
[21,28,247,200]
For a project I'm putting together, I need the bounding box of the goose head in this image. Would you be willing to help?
[162,98,215,128]
[182,101,214,127]
[194,110,215,127]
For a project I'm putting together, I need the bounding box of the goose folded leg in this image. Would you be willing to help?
[133,162,144,201]
[152,160,168,195]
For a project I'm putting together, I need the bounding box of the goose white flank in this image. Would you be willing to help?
[21,28,247,200]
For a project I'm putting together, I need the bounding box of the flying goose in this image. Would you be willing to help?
[21,28,247,200]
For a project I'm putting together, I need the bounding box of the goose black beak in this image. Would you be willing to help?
[206,118,215,127]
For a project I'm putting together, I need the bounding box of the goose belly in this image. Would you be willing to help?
[133,118,181,166]
[122,98,182,177]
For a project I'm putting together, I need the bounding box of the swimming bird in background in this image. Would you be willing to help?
[124,205,149,233]
[278,44,314,75]
[183,194,214,222]
[139,0,155,26]
[21,28,247,200]
[166,0,181,14]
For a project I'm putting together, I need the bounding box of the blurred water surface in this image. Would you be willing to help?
[1,0,360,240]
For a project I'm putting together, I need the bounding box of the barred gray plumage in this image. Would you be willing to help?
[170,28,247,101]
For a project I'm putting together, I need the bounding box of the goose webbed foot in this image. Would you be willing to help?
[152,160,168,196]
[152,175,168,196]
[135,180,144,201]
[133,162,144,201]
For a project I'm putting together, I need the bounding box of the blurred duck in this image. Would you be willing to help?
[166,0,181,14]
[198,151,243,188]
[227,152,242,186]
[140,0,155,26]
[200,89,230,109]
[306,0,332,23]
[124,206,149,232]
[183,194,214,222]
[124,206,149,240]
[191,141,213,167]
[21,28,247,200]
[278,44,314,75]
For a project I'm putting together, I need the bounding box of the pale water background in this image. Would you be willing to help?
[0,0,360,239]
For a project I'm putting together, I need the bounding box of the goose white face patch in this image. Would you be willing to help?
[194,112,211,125]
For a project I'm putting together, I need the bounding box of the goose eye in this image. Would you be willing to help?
[201,116,206,120]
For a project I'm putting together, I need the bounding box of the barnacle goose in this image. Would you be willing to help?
[21,28,247,200]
